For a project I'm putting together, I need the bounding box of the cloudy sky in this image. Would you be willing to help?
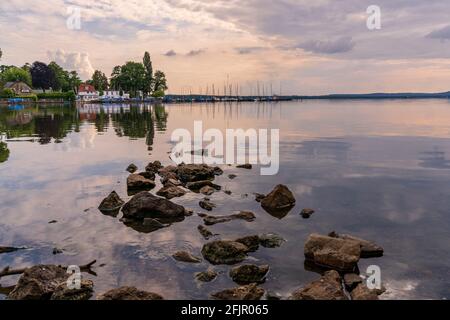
[1,0,450,95]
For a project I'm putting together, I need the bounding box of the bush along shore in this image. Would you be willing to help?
[0,92,76,105]
[0,161,385,300]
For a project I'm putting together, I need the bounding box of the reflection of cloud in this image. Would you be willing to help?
[419,148,450,169]
[55,126,97,152]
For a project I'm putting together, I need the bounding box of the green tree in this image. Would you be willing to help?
[48,61,69,92]
[110,65,122,90]
[115,62,146,98]
[143,51,153,97]
[0,48,2,61]
[30,61,56,92]
[153,70,168,93]
[91,70,109,91]
[0,67,32,86]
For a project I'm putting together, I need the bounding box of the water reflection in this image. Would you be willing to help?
[0,142,9,163]
[419,147,450,169]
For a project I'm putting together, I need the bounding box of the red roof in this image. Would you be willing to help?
[78,84,96,92]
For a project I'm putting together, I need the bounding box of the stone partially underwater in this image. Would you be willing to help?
[260,184,296,219]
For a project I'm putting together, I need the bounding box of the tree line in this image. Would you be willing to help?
[0,49,168,98]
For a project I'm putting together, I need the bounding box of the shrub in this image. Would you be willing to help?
[152,90,165,98]
[36,91,76,101]
[0,88,15,98]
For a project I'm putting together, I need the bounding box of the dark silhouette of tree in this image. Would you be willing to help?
[30,61,56,92]
[143,51,153,97]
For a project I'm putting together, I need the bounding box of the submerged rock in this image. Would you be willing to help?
[195,268,218,282]
[290,270,347,300]
[199,199,216,211]
[143,218,169,229]
[51,280,94,300]
[127,174,156,191]
[176,164,218,183]
[98,191,125,214]
[254,193,265,203]
[228,174,237,180]
[122,192,186,223]
[259,233,285,248]
[328,232,384,258]
[8,265,70,300]
[229,264,269,284]
[52,248,63,255]
[236,164,252,170]
[172,251,202,263]
[202,240,249,265]
[186,180,221,191]
[198,225,215,240]
[261,185,296,218]
[304,233,361,272]
[0,246,24,254]
[235,235,260,252]
[202,211,256,226]
[301,208,315,219]
[97,287,163,300]
[126,163,138,173]
[156,185,187,199]
[211,283,264,300]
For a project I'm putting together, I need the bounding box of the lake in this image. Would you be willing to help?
[1,100,450,300]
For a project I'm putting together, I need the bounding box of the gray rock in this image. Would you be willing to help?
[97,287,163,300]
[202,240,249,265]
[304,233,361,272]
[211,283,264,300]
[230,264,269,284]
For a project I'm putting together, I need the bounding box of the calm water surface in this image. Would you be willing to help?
[1,100,450,299]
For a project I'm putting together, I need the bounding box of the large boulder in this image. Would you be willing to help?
[121,192,186,223]
[202,240,249,265]
[97,287,163,300]
[7,265,82,300]
[304,234,361,272]
[212,283,264,300]
[230,265,269,284]
[329,232,384,258]
[261,185,296,218]
[127,174,156,191]
[290,270,347,300]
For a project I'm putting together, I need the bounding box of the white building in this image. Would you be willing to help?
[101,90,130,100]
[77,84,99,101]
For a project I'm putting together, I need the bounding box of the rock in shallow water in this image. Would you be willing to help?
[211,283,264,300]
[229,264,269,284]
[235,235,260,252]
[8,265,83,300]
[328,231,384,258]
[350,283,380,300]
[202,211,256,226]
[97,287,163,300]
[51,280,94,300]
[301,208,315,219]
[126,163,138,173]
[195,268,218,282]
[156,185,187,199]
[304,233,361,272]
[176,164,218,183]
[202,240,249,265]
[199,199,216,211]
[172,251,202,263]
[290,270,347,300]
[98,191,125,213]
[261,185,296,218]
[198,225,215,240]
[343,273,363,291]
[127,174,156,191]
[259,233,285,248]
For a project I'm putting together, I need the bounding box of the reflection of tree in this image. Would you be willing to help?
[94,108,108,133]
[154,104,168,131]
[0,142,9,163]
[111,105,166,147]
[0,105,78,144]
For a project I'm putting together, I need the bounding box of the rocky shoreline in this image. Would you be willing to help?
[0,161,385,300]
